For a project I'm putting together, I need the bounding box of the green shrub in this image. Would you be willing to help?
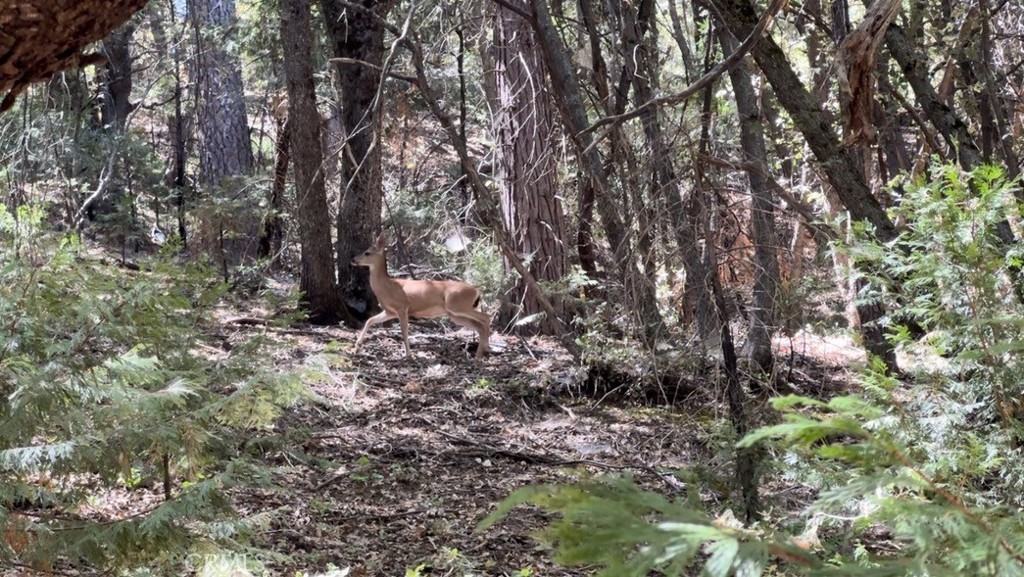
[0,204,307,571]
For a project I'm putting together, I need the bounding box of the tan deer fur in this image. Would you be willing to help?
[351,233,491,359]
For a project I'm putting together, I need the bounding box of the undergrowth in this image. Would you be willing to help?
[481,164,1024,576]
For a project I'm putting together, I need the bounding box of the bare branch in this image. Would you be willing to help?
[327,57,416,83]
[582,0,788,148]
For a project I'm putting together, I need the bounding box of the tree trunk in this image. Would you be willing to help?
[280,0,346,325]
[529,0,666,344]
[189,0,253,184]
[0,0,148,113]
[719,28,780,373]
[624,0,716,344]
[150,1,189,246]
[713,0,898,371]
[884,24,983,170]
[189,0,256,270]
[712,0,896,242]
[89,21,136,221]
[99,23,135,133]
[488,3,571,336]
[259,102,288,265]
[319,0,392,317]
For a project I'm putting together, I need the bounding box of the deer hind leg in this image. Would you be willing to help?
[470,309,492,356]
[355,310,397,352]
[450,311,491,358]
[398,308,411,358]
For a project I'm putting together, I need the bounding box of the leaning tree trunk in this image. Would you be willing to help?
[0,0,149,113]
[320,0,392,318]
[488,3,571,336]
[712,0,895,240]
[280,0,346,325]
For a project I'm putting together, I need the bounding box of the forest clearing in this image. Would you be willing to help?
[3,0,1024,575]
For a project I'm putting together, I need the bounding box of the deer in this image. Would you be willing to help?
[351,233,491,360]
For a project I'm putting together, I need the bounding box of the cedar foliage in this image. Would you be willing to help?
[0,205,307,570]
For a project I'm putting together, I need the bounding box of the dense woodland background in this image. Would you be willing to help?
[3,0,1024,574]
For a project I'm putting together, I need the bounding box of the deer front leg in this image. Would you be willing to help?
[354,310,396,353]
[471,310,491,358]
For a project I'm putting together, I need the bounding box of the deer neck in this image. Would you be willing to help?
[367,254,398,292]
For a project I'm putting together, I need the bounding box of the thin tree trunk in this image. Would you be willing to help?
[153,0,189,247]
[719,27,780,372]
[693,27,760,517]
[707,202,761,523]
[624,0,716,343]
[260,106,288,265]
[173,48,187,247]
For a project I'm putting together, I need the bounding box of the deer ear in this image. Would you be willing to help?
[376,232,388,247]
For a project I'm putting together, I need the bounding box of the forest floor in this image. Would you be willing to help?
[225,314,859,577]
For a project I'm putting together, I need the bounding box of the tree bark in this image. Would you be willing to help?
[281,0,346,324]
[99,22,135,133]
[189,0,256,272]
[488,3,571,336]
[189,0,253,185]
[0,0,149,113]
[529,0,666,344]
[320,0,392,316]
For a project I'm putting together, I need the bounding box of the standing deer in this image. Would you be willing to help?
[351,233,491,359]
